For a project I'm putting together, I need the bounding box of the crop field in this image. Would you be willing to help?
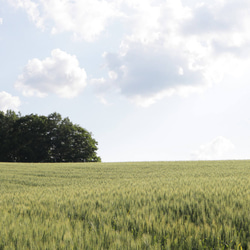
[0,161,249,249]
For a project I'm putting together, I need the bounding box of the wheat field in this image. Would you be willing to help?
[0,161,249,249]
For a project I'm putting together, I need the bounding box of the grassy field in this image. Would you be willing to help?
[0,161,249,249]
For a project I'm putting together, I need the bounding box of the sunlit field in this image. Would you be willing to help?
[0,161,249,249]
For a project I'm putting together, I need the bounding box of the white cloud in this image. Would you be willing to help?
[0,18,3,25]
[8,0,250,47]
[181,1,250,56]
[191,136,235,160]
[9,0,250,105]
[93,0,250,106]
[15,49,87,98]
[97,2,209,103]
[8,0,44,29]
[121,0,192,44]
[8,0,120,41]
[0,91,21,112]
[95,38,208,106]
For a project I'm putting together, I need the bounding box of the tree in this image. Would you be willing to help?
[0,111,101,162]
[11,114,50,162]
[0,110,20,161]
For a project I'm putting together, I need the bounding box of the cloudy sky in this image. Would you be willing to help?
[1,0,250,162]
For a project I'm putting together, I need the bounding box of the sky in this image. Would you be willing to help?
[1,0,250,162]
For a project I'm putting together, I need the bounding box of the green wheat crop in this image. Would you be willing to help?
[0,161,249,249]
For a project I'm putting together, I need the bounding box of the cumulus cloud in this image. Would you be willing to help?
[9,0,250,105]
[0,18,3,25]
[8,0,120,41]
[0,91,21,112]
[181,1,250,56]
[93,0,250,106]
[191,136,235,160]
[8,0,44,29]
[93,0,209,105]
[15,49,87,98]
[96,40,206,106]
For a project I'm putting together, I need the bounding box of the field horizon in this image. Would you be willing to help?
[0,160,249,249]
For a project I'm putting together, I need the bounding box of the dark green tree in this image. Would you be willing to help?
[11,114,50,162]
[0,110,20,161]
[0,111,101,162]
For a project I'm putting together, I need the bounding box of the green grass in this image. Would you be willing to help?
[0,161,249,249]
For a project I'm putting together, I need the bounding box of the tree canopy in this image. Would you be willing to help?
[0,111,101,162]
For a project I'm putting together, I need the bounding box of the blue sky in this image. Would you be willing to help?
[1,0,250,162]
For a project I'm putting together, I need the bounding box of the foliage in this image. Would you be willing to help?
[0,160,249,249]
[0,110,100,162]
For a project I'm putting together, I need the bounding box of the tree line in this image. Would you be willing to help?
[0,110,101,162]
